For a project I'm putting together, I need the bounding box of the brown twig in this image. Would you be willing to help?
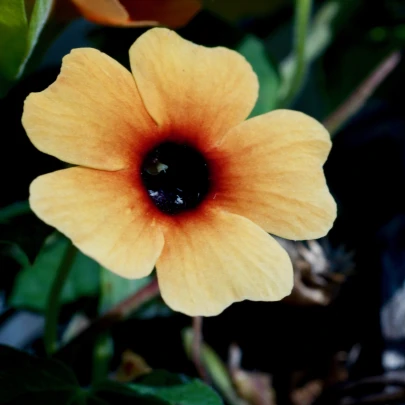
[343,373,405,391]
[191,316,210,383]
[55,277,160,361]
[342,390,405,405]
[315,372,405,405]
[323,51,401,137]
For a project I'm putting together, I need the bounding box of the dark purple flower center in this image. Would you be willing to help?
[141,142,210,215]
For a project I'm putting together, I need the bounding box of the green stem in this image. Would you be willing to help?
[55,277,160,361]
[191,316,209,383]
[281,0,313,107]
[44,241,77,355]
[92,333,114,384]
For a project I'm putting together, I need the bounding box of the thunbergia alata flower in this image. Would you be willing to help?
[53,0,201,28]
[22,28,337,316]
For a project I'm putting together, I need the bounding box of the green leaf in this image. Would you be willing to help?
[23,0,53,73]
[99,268,172,319]
[0,0,27,82]
[99,268,151,313]
[94,371,223,405]
[0,344,86,405]
[132,380,223,405]
[0,347,222,405]
[10,232,100,311]
[236,35,279,117]
[0,200,31,224]
[0,346,185,405]
[0,0,52,96]
[93,381,171,405]
[0,240,30,267]
[136,370,186,386]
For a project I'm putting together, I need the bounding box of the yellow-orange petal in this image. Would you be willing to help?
[29,167,164,278]
[156,209,293,316]
[129,28,258,149]
[22,48,157,171]
[70,0,131,26]
[210,110,337,240]
[121,0,201,28]
[70,0,200,27]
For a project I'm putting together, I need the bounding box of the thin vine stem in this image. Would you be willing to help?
[280,0,313,107]
[44,241,77,355]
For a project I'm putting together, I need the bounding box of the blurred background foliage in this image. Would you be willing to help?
[1,0,405,404]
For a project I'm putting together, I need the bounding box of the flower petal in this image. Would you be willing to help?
[70,0,130,25]
[210,110,337,240]
[129,28,258,148]
[23,48,157,171]
[121,0,201,28]
[29,167,164,278]
[156,209,293,316]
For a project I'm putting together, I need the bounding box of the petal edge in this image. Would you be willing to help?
[29,167,164,279]
[156,208,293,316]
[210,109,337,240]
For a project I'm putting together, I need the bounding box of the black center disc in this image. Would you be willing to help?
[141,142,210,215]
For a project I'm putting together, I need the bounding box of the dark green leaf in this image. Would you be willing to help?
[135,380,222,405]
[132,297,173,319]
[0,344,85,405]
[93,381,170,405]
[0,346,195,405]
[135,370,187,387]
[0,240,30,267]
[10,232,100,311]
[236,35,279,117]
[0,200,31,224]
[94,371,223,405]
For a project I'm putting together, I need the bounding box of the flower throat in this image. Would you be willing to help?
[141,142,210,215]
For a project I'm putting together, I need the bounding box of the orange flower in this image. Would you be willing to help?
[60,0,201,28]
[22,28,336,316]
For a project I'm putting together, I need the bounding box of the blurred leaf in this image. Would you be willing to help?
[0,345,169,405]
[0,200,31,224]
[95,371,223,405]
[130,380,222,405]
[237,35,279,116]
[0,344,86,405]
[94,382,170,405]
[133,296,173,320]
[0,240,30,267]
[0,334,221,405]
[22,0,54,72]
[100,268,172,319]
[10,232,100,311]
[0,0,27,86]
[136,370,186,386]
[303,1,341,63]
[0,0,53,96]
[278,1,340,104]
[99,268,151,312]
